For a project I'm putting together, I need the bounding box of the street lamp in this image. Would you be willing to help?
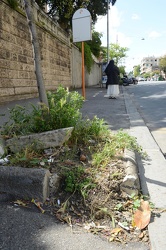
[106,0,117,64]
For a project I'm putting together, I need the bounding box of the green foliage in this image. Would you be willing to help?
[87,30,102,58]
[76,42,93,73]
[158,75,165,81]
[112,130,143,153]
[133,65,140,77]
[7,0,18,9]
[70,116,109,145]
[45,0,108,30]
[2,86,84,137]
[9,144,45,168]
[84,43,94,73]
[115,203,124,211]
[129,193,154,210]
[159,55,166,73]
[119,65,126,76]
[63,166,94,196]
[109,43,129,65]
[101,43,128,66]
[92,130,144,168]
[143,72,151,79]
[100,46,107,61]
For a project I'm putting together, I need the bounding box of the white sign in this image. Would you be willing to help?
[72,8,92,42]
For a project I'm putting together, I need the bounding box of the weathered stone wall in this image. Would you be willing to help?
[85,55,102,87]
[0,0,71,103]
[72,45,102,88]
[0,0,101,103]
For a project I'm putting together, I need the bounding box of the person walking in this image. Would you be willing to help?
[104,60,120,99]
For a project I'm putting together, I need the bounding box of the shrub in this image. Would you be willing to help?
[2,86,84,137]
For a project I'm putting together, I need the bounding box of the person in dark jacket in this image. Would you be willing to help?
[104,60,120,99]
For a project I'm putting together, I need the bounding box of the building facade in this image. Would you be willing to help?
[140,56,160,74]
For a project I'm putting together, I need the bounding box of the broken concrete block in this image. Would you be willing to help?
[6,127,74,153]
[0,166,51,202]
[0,136,5,157]
[120,149,140,196]
[49,173,61,196]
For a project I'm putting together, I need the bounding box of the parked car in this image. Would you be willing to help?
[121,75,138,86]
[138,77,145,81]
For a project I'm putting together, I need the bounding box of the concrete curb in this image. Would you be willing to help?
[0,166,51,202]
[0,150,140,203]
[120,149,140,196]
[6,127,74,153]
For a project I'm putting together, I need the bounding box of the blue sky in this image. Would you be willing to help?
[95,0,166,72]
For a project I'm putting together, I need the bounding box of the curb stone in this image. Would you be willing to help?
[0,128,72,202]
[6,127,74,153]
[0,136,5,157]
[0,166,51,202]
[120,149,140,196]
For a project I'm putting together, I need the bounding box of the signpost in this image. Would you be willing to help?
[72,8,92,98]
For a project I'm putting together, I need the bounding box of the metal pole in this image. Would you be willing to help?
[82,41,85,99]
[107,0,109,64]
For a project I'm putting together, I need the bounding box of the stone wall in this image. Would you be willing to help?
[72,45,102,89]
[0,0,101,103]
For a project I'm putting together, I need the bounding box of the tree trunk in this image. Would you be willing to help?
[23,0,48,106]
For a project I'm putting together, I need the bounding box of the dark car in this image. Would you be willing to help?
[122,76,138,86]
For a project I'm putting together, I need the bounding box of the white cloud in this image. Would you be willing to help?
[109,6,122,29]
[131,13,140,20]
[148,31,161,39]
[116,32,133,47]
[95,6,124,46]
[95,6,134,71]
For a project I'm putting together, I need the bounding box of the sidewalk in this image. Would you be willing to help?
[123,87,166,250]
[0,85,165,249]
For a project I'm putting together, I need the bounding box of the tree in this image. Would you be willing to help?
[7,0,48,106]
[109,43,128,65]
[119,65,126,76]
[111,0,117,5]
[159,55,166,74]
[143,72,151,79]
[23,0,48,106]
[86,30,102,58]
[133,65,140,77]
[36,0,109,30]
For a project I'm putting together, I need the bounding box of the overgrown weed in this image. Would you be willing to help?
[1,86,145,199]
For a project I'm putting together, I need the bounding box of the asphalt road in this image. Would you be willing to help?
[124,81,166,156]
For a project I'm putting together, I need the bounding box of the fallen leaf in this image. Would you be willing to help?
[80,154,87,162]
[57,200,69,214]
[111,227,123,235]
[139,232,145,239]
[31,199,45,214]
[109,236,115,242]
[63,215,72,227]
[14,200,28,207]
[133,200,151,229]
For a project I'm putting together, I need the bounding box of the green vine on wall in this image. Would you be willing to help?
[76,42,93,74]
[7,0,18,9]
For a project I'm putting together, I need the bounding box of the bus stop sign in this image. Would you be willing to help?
[72,8,92,42]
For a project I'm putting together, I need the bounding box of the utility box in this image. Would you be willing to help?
[72,8,92,42]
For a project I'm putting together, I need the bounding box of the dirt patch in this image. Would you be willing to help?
[6,140,150,246]
[39,145,150,245]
